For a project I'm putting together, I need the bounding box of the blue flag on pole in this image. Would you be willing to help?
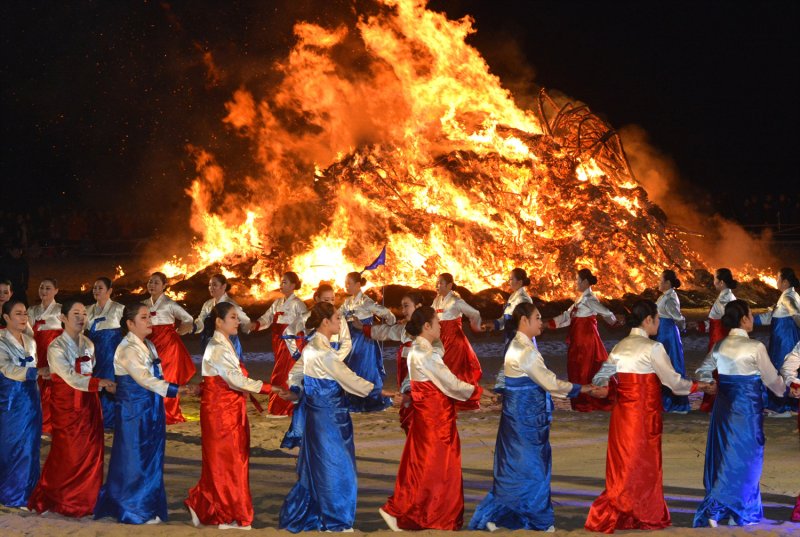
[363,245,387,271]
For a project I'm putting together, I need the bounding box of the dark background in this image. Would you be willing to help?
[2,0,798,221]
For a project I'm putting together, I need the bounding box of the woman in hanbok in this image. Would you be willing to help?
[94,304,193,525]
[28,299,116,517]
[185,302,272,530]
[253,271,308,417]
[87,276,124,429]
[585,300,711,533]
[656,270,689,413]
[433,273,483,411]
[279,302,386,532]
[697,268,737,412]
[0,298,46,508]
[754,267,800,415]
[27,277,62,433]
[0,279,12,313]
[778,341,800,521]
[693,300,787,527]
[339,271,395,412]
[491,268,534,353]
[193,273,252,357]
[548,269,616,412]
[470,303,590,532]
[144,271,195,424]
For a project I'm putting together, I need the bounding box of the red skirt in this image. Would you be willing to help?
[439,318,482,411]
[699,319,729,412]
[792,495,800,522]
[383,381,465,530]
[585,373,670,533]
[148,324,196,424]
[567,316,611,412]
[28,374,103,517]
[186,375,254,527]
[397,343,413,434]
[33,327,62,434]
[268,321,294,416]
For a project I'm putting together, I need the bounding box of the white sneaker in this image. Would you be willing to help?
[145,516,162,525]
[765,410,792,418]
[671,410,689,415]
[727,517,737,526]
[219,522,252,530]
[379,508,402,532]
[18,506,29,512]
[486,522,498,532]
[545,526,556,533]
[708,519,718,528]
[187,505,201,527]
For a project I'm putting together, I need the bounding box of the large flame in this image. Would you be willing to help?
[145,0,770,300]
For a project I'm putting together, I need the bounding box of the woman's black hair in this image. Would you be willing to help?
[284,271,302,290]
[715,268,738,290]
[402,291,425,306]
[59,299,85,326]
[306,302,336,331]
[779,267,799,289]
[626,299,658,328]
[313,283,335,301]
[1,297,26,327]
[510,302,538,332]
[721,299,750,330]
[120,303,149,335]
[405,305,437,337]
[95,276,113,290]
[661,269,681,289]
[510,268,531,287]
[438,273,454,286]
[150,272,168,286]
[345,271,367,286]
[0,279,14,290]
[577,268,597,286]
[41,277,58,288]
[203,302,237,340]
[210,273,228,290]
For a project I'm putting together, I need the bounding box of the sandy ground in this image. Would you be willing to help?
[1,325,799,536]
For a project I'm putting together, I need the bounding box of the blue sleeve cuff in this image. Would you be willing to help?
[753,316,763,327]
[26,368,39,381]
[292,351,301,360]
[166,383,179,398]
[289,385,302,395]
[567,384,582,399]
[494,319,502,331]
[369,385,383,400]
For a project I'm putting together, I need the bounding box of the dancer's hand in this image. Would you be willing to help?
[470,321,483,334]
[698,381,716,395]
[480,321,495,333]
[579,384,594,394]
[382,390,398,401]
[176,321,193,336]
[490,393,503,404]
[38,367,51,380]
[276,388,299,402]
[99,379,117,394]
[351,318,363,330]
[179,384,198,396]
[588,385,608,398]
[400,393,412,407]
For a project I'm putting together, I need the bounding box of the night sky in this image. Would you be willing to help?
[2,1,798,219]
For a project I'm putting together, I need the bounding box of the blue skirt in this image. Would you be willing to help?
[345,319,391,412]
[656,318,690,412]
[694,375,765,527]
[88,327,123,429]
[94,375,169,524]
[280,395,306,449]
[279,377,359,532]
[0,375,41,507]
[764,317,799,413]
[469,376,555,531]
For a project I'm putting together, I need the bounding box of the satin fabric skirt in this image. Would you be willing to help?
[279,377,359,532]
[793,496,800,522]
[440,318,482,411]
[585,373,670,533]
[567,316,610,412]
[395,345,414,434]
[281,395,306,449]
[383,380,465,530]
[0,375,41,507]
[29,375,104,517]
[469,377,555,530]
[94,376,169,524]
[656,318,690,413]
[186,376,254,527]
[148,324,195,424]
[700,319,729,412]
[344,319,391,412]
[694,375,766,526]
[33,327,62,434]
[268,322,297,416]
[763,317,799,413]
[88,327,122,430]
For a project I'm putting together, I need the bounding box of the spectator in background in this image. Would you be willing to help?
[0,243,29,306]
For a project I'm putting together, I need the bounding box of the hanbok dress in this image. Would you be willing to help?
[0,330,40,508]
[93,332,179,524]
[585,327,697,533]
[87,299,124,429]
[279,332,378,532]
[432,290,483,411]
[754,287,800,413]
[28,333,104,517]
[364,322,415,432]
[656,288,689,412]
[698,288,736,412]
[492,287,533,393]
[254,293,308,416]
[693,328,787,526]
[145,294,196,424]
[382,336,480,530]
[27,301,62,433]
[780,342,800,521]
[194,293,252,357]
[548,287,615,412]
[185,330,271,528]
[339,291,395,412]
[470,331,580,531]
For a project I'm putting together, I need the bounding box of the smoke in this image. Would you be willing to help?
[619,125,776,272]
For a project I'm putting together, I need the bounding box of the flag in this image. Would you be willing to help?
[363,245,387,271]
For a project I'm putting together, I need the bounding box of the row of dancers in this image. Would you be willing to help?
[1,265,799,530]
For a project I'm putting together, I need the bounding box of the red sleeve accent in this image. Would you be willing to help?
[697,321,707,334]
[88,377,101,392]
[252,321,261,332]
[547,319,557,329]
[259,383,273,394]
[471,384,483,400]
[363,325,373,339]
[690,381,699,393]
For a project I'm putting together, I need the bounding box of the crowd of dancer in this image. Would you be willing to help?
[0,264,798,532]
